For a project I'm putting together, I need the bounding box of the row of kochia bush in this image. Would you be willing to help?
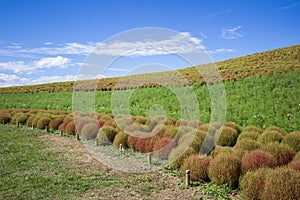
[0,108,299,200]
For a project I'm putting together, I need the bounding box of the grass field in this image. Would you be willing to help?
[0,124,241,199]
[1,70,299,132]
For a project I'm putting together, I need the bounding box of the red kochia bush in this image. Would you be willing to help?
[0,113,11,124]
[261,142,295,166]
[153,135,177,159]
[288,159,300,171]
[127,133,154,153]
[49,119,64,131]
[59,118,74,132]
[65,121,76,135]
[241,150,276,174]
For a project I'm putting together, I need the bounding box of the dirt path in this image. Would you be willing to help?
[39,134,209,200]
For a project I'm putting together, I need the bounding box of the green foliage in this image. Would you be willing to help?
[241,150,276,174]
[281,131,300,152]
[113,131,129,148]
[224,121,241,133]
[242,125,263,134]
[199,182,236,200]
[12,112,28,125]
[216,127,239,147]
[258,130,283,145]
[36,117,51,129]
[261,142,295,166]
[181,155,211,182]
[81,123,99,139]
[208,153,241,188]
[262,167,300,200]
[240,167,272,200]
[168,146,196,169]
[237,131,260,141]
[100,126,118,142]
[234,139,261,151]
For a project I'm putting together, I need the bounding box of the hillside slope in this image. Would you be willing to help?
[0,44,299,93]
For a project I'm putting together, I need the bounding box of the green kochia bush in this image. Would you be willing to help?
[168,146,196,169]
[262,167,300,200]
[216,126,239,147]
[240,167,272,200]
[12,112,28,125]
[208,153,241,188]
[241,150,276,174]
[242,125,263,134]
[113,131,129,148]
[100,126,118,142]
[261,142,295,166]
[237,131,260,141]
[37,117,51,129]
[258,130,283,145]
[281,131,300,152]
[81,123,99,139]
[235,139,261,151]
[181,155,211,182]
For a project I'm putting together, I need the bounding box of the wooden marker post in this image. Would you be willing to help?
[95,138,99,146]
[185,170,190,187]
[148,153,152,167]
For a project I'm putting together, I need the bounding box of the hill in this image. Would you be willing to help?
[0,44,299,93]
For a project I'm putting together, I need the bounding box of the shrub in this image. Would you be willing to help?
[281,132,300,152]
[100,126,118,142]
[165,117,177,126]
[127,133,154,153]
[74,119,89,134]
[288,159,300,171]
[37,117,51,129]
[164,125,178,138]
[190,130,206,152]
[237,131,260,141]
[65,120,76,135]
[0,113,11,124]
[261,142,295,166]
[32,115,43,128]
[49,119,64,131]
[175,119,188,127]
[240,168,272,200]
[169,146,196,169]
[242,125,263,134]
[210,146,234,158]
[187,120,201,129]
[181,155,211,182]
[208,153,241,188]
[97,129,111,145]
[134,116,147,125]
[241,150,276,173]
[235,139,261,151]
[258,130,283,145]
[224,121,241,133]
[216,126,239,147]
[174,126,197,142]
[26,114,36,127]
[58,118,73,132]
[264,125,286,135]
[81,123,99,139]
[294,152,300,161]
[113,131,129,148]
[12,113,28,125]
[262,167,300,200]
[153,135,177,160]
[99,114,113,122]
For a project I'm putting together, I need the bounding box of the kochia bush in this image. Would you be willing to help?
[81,123,99,139]
[261,142,295,166]
[181,155,211,182]
[37,117,51,129]
[216,126,239,147]
[208,153,241,188]
[281,131,300,152]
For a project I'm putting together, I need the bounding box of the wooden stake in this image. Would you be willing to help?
[185,170,190,187]
[45,126,49,132]
[76,132,80,141]
[95,138,99,146]
[60,130,63,136]
[148,153,152,167]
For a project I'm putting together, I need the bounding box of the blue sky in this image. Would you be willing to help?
[0,0,299,87]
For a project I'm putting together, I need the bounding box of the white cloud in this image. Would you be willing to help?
[203,10,231,19]
[1,32,204,57]
[209,48,235,54]
[274,1,300,11]
[45,42,53,45]
[0,56,71,74]
[221,26,243,40]
[0,73,78,87]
